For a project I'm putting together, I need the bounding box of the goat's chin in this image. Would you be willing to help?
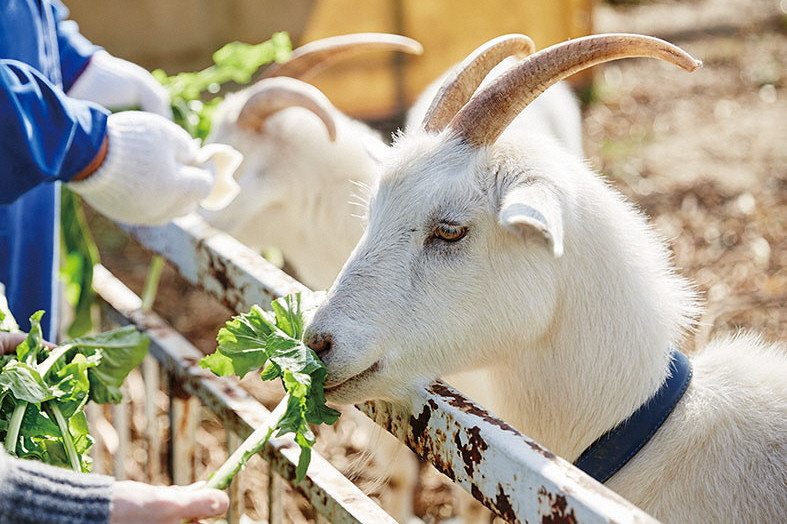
[324,380,377,405]
[323,367,416,406]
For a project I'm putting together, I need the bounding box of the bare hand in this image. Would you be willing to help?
[0,331,56,354]
[110,481,229,524]
[0,332,26,354]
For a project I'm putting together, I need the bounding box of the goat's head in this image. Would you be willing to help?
[202,33,422,235]
[305,34,701,405]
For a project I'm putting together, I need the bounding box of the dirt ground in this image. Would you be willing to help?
[93,0,785,522]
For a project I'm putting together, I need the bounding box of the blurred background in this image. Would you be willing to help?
[66,0,594,120]
[71,0,784,521]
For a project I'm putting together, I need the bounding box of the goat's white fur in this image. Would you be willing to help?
[201,57,586,524]
[306,78,787,523]
[200,89,384,289]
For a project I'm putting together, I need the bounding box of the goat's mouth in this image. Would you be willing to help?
[323,361,381,394]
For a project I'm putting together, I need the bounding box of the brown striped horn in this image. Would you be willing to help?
[450,33,702,147]
[262,33,423,81]
[422,34,536,132]
[238,77,337,141]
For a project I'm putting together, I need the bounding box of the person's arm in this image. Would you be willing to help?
[0,438,229,524]
[0,60,227,225]
[0,59,108,204]
[0,446,113,524]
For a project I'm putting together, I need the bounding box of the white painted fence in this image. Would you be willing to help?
[93,214,658,523]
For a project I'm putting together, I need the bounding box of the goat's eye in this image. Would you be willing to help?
[433,223,467,242]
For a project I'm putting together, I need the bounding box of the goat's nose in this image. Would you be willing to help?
[305,331,333,360]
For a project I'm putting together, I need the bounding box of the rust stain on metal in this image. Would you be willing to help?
[429,381,558,462]
[468,483,519,523]
[471,484,485,507]
[428,382,521,434]
[409,402,433,438]
[202,250,247,313]
[538,487,578,524]
[527,440,557,460]
[207,252,231,290]
[454,425,488,476]
[493,484,517,523]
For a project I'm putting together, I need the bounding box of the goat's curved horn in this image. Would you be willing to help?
[238,77,337,141]
[422,34,536,132]
[450,33,702,146]
[262,33,423,81]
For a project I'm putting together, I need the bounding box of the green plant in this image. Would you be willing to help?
[200,291,340,486]
[151,31,292,141]
[0,304,148,472]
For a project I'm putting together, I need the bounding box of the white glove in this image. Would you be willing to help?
[68,111,241,226]
[67,50,172,118]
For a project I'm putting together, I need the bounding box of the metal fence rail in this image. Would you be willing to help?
[95,214,659,523]
[93,264,398,524]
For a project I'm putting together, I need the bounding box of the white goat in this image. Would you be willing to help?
[304,33,787,523]
[200,34,422,289]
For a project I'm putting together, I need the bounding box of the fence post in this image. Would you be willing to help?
[143,355,161,481]
[169,378,199,485]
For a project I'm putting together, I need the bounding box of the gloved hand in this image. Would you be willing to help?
[68,111,241,226]
[67,50,172,118]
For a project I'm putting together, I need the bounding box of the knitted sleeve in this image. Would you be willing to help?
[0,449,113,524]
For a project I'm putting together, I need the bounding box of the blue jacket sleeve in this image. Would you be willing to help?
[0,60,108,204]
[51,0,101,91]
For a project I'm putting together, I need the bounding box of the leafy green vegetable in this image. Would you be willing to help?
[152,31,292,140]
[59,187,100,338]
[200,291,340,485]
[0,310,149,472]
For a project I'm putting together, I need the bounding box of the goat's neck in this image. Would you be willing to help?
[486,179,694,461]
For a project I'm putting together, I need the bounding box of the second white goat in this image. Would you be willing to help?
[201,34,422,289]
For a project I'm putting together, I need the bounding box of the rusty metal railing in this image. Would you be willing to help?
[92,214,658,523]
[93,264,398,524]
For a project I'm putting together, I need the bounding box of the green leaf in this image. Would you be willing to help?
[50,354,93,418]
[273,291,326,340]
[0,362,53,404]
[67,326,149,404]
[212,33,292,84]
[155,32,292,140]
[295,443,312,482]
[14,406,60,463]
[280,368,311,400]
[16,311,45,366]
[198,351,236,377]
[270,298,298,339]
[202,290,339,486]
[259,361,279,381]
[69,410,95,472]
[0,319,142,472]
[207,305,276,378]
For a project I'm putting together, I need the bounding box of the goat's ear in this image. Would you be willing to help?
[498,183,564,257]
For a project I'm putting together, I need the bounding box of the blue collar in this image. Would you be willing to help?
[574,350,693,483]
